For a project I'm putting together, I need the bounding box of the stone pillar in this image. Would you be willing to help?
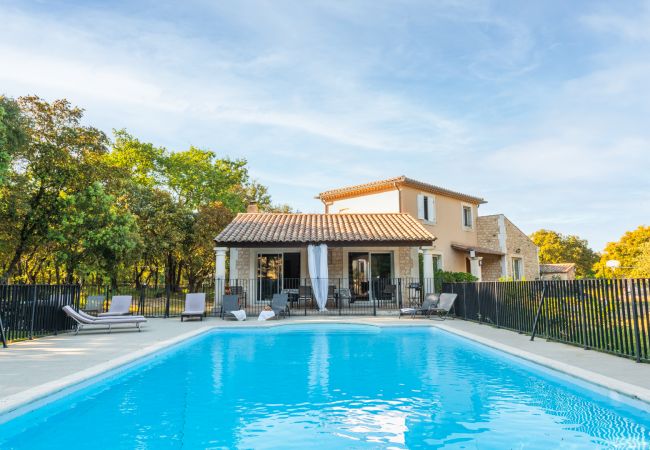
[469,251,483,281]
[421,246,435,295]
[214,247,228,308]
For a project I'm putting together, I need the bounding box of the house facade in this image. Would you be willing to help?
[317,176,539,282]
[539,263,576,280]
[214,175,540,311]
[215,211,435,308]
[476,215,540,281]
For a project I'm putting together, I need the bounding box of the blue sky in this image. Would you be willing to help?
[1,0,649,251]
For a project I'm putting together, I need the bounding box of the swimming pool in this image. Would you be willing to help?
[1,324,649,449]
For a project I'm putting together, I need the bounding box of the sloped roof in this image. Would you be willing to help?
[215,213,436,247]
[540,263,576,274]
[317,176,486,204]
[451,242,505,256]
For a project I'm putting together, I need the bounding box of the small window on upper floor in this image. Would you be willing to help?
[462,205,473,229]
[417,194,436,223]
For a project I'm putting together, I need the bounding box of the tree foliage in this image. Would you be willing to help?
[593,226,650,278]
[530,229,599,278]
[0,96,285,286]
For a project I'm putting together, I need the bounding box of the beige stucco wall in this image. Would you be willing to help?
[398,186,480,273]
[328,189,400,213]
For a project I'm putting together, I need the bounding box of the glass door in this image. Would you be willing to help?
[370,253,393,300]
[348,252,394,300]
[348,252,370,300]
[257,253,283,301]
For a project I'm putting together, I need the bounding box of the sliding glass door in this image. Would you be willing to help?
[257,252,301,301]
[348,252,393,300]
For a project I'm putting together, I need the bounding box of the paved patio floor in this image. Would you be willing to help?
[2,316,650,416]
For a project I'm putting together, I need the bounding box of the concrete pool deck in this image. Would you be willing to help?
[2,317,650,417]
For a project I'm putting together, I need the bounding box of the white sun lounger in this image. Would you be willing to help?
[98,295,133,317]
[63,305,146,334]
[181,293,206,321]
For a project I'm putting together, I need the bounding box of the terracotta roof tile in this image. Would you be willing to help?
[215,213,436,247]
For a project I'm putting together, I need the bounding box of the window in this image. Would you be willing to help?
[432,255,442,271]
[417,194,436,223]
[512,258,523,281]
[462,205,473,228]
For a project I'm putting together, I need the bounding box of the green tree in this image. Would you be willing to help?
[0,96,109,281]
[530,229,599,278]
[49,182,140,283]
[594,226,650,278]
[162,147,249,210]
[0,95,27,183]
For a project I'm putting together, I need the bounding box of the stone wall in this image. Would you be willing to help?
[481,255,503,281]
[397,247,418,279]
[477,215,503,253]
[234,248,251,280]
[504,218,540,280]
[328,247,344,279]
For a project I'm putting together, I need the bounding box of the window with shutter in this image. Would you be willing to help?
[427,196,435,222]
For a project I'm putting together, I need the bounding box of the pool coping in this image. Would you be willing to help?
[2,318,650,421]
[433,322,650,407]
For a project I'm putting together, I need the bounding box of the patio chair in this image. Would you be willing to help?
[181,293,206,322]
[83,295,105,316]
[399,294,439,319]
[63,305,146,334]
[378,284,397,306]
[298,286,313,308]
[221,294,241,320]
[335,288,353,308]
[326,285,336,307]
[429,293,458,320]
[230,285,247,307]
[98,295,133,317]
[270,293,290,319]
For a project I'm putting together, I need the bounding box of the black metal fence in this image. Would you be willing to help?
[443,279,650,363]
[0,285,81,345]
[0,278,437,345]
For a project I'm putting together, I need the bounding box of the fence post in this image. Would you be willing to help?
[462,283,467,320]
[373,287,377,316]
[0,311,6,348]
[477,283,482,323]
[165,284,171,318]
[139,284,146,316]
[398,278,402,309]
[629,279,642,363]
[578,282,588,350]
[338,278,342,316]
[494,282,499,328]
[530,283,547,341]
[29,284,38,340]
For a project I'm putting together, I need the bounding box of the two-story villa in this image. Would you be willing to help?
[316,176,539,282]
[214,176,539,310]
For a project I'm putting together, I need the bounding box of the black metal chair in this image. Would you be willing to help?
[298,286,313,308]
[221,295,240,320]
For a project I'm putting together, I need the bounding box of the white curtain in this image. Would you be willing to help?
[307,243,329,311]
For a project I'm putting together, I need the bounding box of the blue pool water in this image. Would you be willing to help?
[1,325,649,449]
